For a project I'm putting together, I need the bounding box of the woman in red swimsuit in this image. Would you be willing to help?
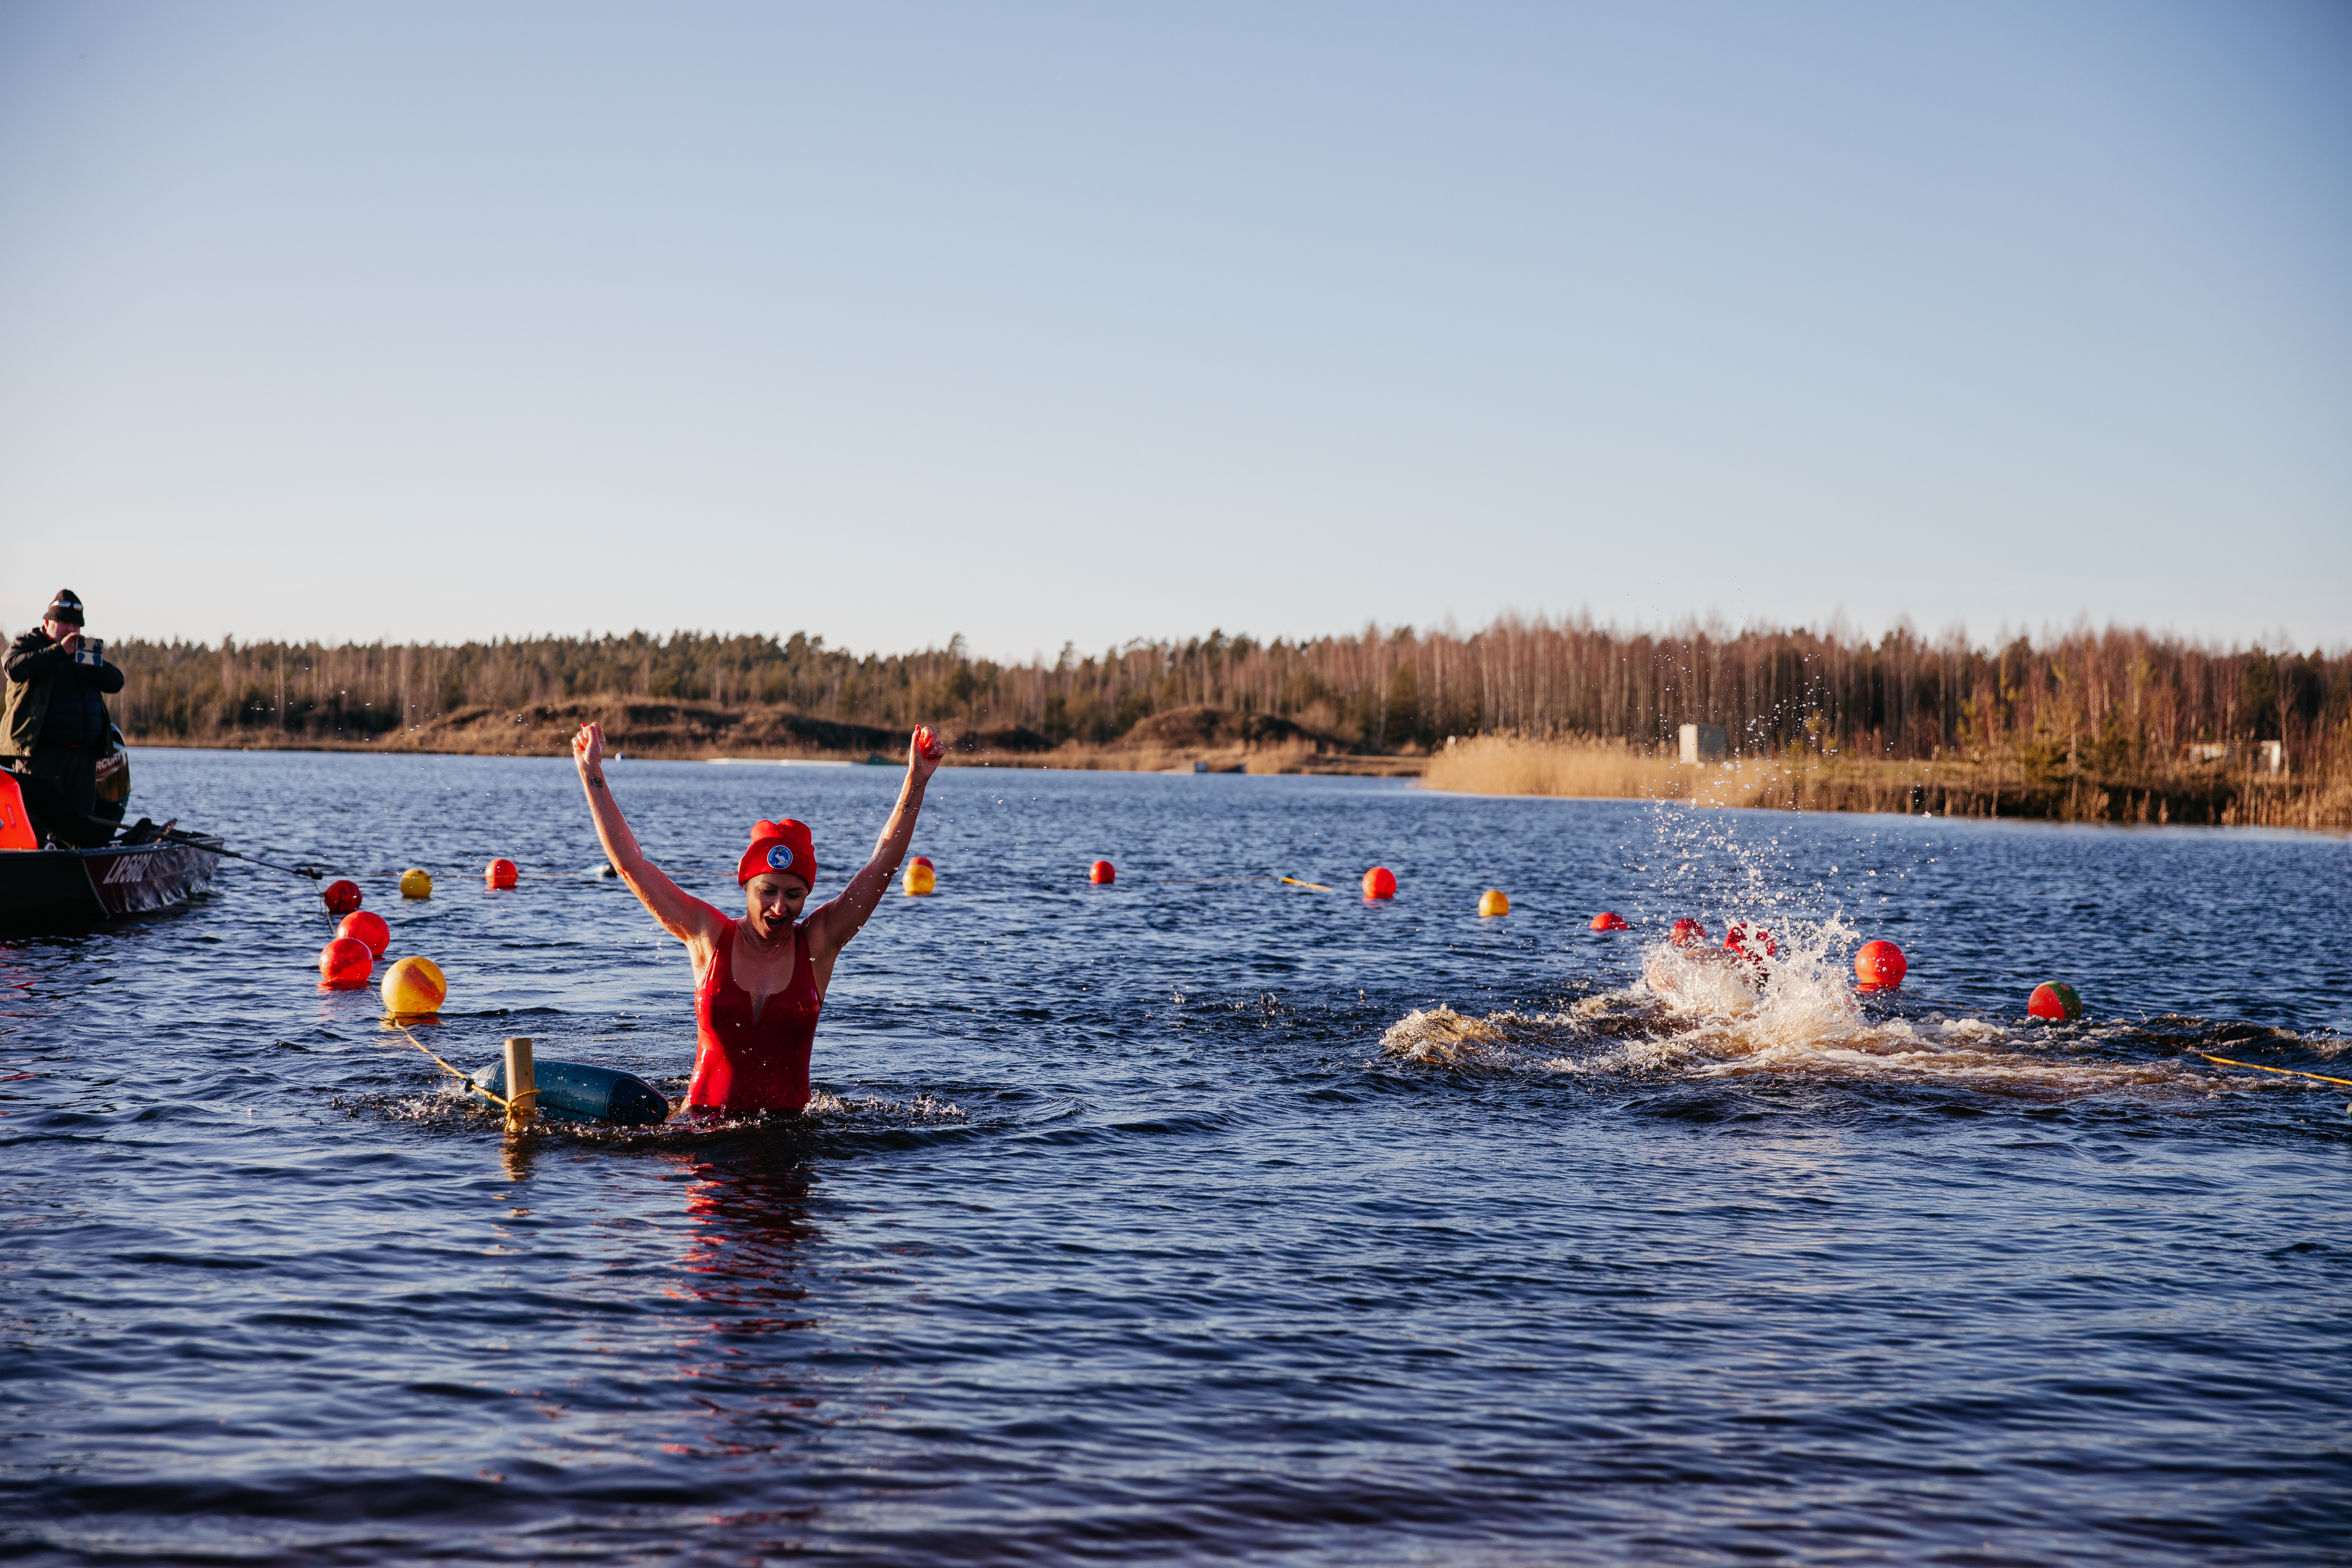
[571,720,945,1116]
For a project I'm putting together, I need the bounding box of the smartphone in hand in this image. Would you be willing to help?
[72,637,104,667]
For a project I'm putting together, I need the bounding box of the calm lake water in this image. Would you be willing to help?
[4,750,2348,1565]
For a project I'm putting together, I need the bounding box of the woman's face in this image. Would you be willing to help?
[743,873,810,936]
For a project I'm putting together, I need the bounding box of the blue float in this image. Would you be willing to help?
[469,1057,671,1126]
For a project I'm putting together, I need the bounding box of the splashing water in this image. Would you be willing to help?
[1381,799,2296,1102]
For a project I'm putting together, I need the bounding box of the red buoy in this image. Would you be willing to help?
[1855,939,1906,991]
[2028,981,2083,1022]
[337,909,391,957]
[1724,923,1778,961]
[1590,911,1629,931]
[318,936,374,989]
[1363,867,1397,899]
[1090,859,1116,884]
[1669,917,1706,946]
[485,858,519,889]
[322,879,362,917]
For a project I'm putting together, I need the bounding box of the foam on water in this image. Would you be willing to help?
[1380,799,2324,1102]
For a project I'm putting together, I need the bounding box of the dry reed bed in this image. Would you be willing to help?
[1420,735,2351,829]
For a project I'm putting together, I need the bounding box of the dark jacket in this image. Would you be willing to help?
[3,629,124,756]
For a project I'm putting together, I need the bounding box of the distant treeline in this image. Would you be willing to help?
[62,619,2352,774]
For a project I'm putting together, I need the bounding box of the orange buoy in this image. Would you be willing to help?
[2027,981,2082,1022]
[1590,911,1628,931]
[323,879,362,917]
[485,858,519,889]
[903,855,936,895]
[1363,866,1397,899]
[381,955,448,1017]
[1855,939,1907,991]
[337,909,391,957]
[1090,859,1116,885]
[318,936,374,989]
[1724,923,1777,961]
[1669,917,1706,947]
[1478,889,1510,917]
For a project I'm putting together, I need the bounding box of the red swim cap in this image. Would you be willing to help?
[737,819,817,889]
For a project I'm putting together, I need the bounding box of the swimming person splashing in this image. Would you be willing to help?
[572,720,946,1117]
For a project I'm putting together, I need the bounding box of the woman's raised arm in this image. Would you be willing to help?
[806,727,943,961]
[573,722,727,946]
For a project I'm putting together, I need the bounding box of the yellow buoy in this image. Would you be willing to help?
[1478,889,1510,917]
[382,955,447,1016]
[399,867,433,900]
[902,856,936,895]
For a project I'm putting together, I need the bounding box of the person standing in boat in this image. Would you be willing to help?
[571,719,945,1116]
[3,590,126,829]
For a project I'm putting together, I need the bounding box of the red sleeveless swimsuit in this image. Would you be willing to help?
[691,911,823,1114]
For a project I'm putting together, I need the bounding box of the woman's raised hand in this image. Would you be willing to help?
[574,722,607,778]
[910,726,945,782]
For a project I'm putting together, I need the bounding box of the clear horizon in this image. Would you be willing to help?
[3,2,2347,661]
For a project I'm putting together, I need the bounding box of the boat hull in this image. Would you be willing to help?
[0,838,223,926]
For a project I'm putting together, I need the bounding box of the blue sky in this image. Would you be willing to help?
[2,2,2346,659]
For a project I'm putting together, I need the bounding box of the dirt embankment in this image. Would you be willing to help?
[1099,707,1421,775]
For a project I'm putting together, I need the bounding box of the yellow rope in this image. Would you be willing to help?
[1281,876,1335,892]
[2189,1050,2352,1088]
[384,1018,541,1116]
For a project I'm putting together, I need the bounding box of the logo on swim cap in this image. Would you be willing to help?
[766,845,795,872]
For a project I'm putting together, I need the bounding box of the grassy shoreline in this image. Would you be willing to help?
[1419,735,2350,830]
[125,725,2348,828]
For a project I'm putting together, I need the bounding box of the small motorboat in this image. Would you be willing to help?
[0,769,222,926]
[0,833,224,926]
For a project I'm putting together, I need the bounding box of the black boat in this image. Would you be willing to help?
[0,834,223,925]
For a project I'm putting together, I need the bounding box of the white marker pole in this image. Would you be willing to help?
[503,1036,537,1131]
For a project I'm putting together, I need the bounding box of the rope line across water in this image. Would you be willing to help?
[2187,1050,2352,1088]
[384,1018,540,1118]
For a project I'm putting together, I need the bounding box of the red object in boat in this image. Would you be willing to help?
[319,936,374,989]
[0,772,35,851]
[1855,939,1906,990]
